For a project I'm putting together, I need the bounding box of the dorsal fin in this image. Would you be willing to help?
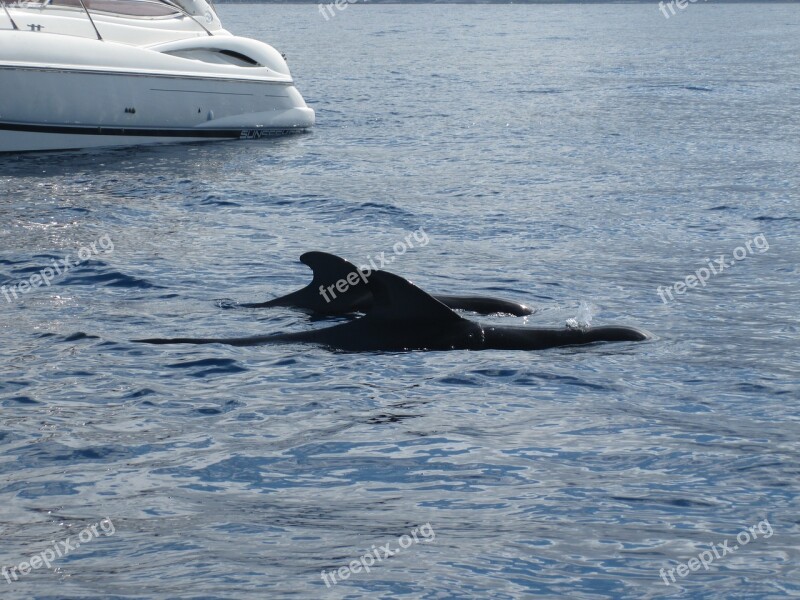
[367,271,465,323]
[244,251,372,312]
[296,251,373,313]
[300,251,362,287]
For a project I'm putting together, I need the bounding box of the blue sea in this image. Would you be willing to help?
[1,3,798,598]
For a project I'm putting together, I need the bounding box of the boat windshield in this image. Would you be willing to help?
[10,0,183,17]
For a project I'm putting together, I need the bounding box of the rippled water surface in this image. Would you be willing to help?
[1,4,799,599]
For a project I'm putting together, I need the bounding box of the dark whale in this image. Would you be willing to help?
[240,251,533,317]
[137,270,650,352]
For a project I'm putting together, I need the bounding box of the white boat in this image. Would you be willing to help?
[0,0,314,152]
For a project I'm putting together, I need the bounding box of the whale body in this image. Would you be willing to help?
[138,270,650,352]
[240,251,533,317]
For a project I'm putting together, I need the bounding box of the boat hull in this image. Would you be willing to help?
[0,31,314,152]
[0,120,310,153]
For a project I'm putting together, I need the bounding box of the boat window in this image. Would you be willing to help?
[163,48,262,67]
[47,0,181,17]
[218,50,259,67]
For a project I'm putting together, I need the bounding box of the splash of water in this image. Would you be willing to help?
[565,301,595,329]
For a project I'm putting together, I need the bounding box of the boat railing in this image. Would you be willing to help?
[1,0,19,29]
[78,0,103,39]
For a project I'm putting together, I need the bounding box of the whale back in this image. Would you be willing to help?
[282,270,479,351]
[367,271,467,324]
